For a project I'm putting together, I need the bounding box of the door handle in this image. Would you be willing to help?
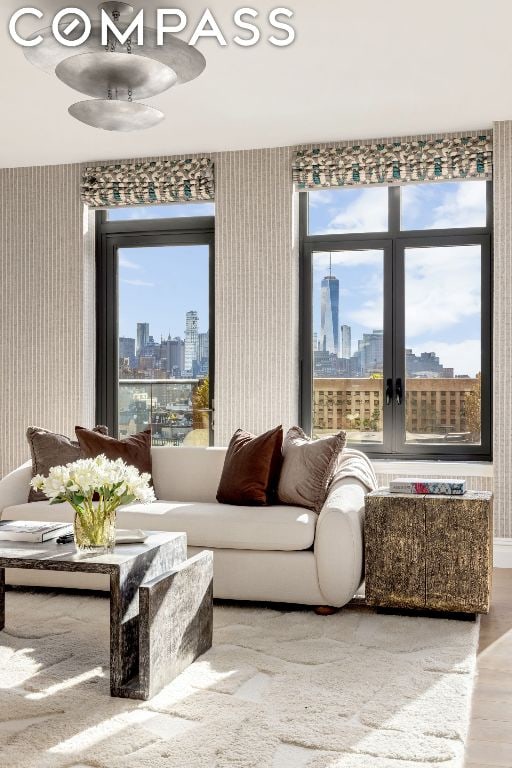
[386,378,393,406]
[395,378,403,406]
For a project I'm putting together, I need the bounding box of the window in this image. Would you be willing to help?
[96,206,215,446]
[300,180,492,460]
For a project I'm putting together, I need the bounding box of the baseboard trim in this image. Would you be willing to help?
[494,538,512,568]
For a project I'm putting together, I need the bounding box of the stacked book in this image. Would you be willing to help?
[0,520,73,542]
[389,478,466,496]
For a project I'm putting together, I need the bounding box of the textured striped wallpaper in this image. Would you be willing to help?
[0,136,504,534]
[492,122,512,538]
[0,164,95,477]
[214,147,298,445]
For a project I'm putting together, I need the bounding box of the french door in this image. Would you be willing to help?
[301,234,491,460]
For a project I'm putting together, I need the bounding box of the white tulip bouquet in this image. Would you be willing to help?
[31,455,155,553]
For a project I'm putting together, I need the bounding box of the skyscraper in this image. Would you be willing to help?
[136,323,149,357]
[320,255,339,356]
[341,325,351,360]
[198,331,209,364]
[358,330,384,376]
[184,311,199,373]
[166,336,185,376]
[119,337,135,364]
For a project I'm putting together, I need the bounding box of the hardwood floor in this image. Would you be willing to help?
[465,568,512,767]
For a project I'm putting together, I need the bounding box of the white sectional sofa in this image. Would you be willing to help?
[0,446,367,608]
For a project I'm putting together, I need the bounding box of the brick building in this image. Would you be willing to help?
[313,377,478,438]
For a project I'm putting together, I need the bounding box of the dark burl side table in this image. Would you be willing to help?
[365,489,493,615]
[0,531,213,699]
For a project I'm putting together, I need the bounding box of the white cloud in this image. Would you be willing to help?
[402,180,486,230]
[324,188,388,234]
[411,340,481,377]
[431,181,487,229]
[119,255,141,270]
[349,297,383,330]
[121,279,155,287]
[308,190,337,208]
[405,246,480,336]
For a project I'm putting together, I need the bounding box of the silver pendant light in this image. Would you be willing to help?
[68,99,165,132]
[24,2,206,131]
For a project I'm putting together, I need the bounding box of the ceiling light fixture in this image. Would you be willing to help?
[24,2,206,131]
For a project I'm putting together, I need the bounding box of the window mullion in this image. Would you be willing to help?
[382,239,396,453]
[391,240,406,453]
[388,186,401,234]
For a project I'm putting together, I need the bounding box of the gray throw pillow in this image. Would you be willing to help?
[277,426,346,513]
[26,425,108,502]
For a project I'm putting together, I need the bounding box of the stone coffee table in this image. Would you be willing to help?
[0,531,213,700]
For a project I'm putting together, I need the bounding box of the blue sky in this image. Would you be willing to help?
[109,202,215,222]
[310,181,486,376]
[114,203,213,341]
[118,244,209,341]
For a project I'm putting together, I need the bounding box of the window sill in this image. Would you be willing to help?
[372,459,493,478]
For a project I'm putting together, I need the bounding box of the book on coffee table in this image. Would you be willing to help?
[389,478,466,496]
[0,520,73,542]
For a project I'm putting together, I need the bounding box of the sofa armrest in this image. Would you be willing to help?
[314,476,366,607]
[0,460,32,515]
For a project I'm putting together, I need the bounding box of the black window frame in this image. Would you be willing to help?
[299,182,493,461]
[95,209,215,442]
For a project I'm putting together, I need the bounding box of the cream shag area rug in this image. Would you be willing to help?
[0,591,479,768]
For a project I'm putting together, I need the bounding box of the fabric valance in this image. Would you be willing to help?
[81,157,215,208]
[292,135,493,190]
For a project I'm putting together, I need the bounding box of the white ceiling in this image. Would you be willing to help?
[1,0,512,168]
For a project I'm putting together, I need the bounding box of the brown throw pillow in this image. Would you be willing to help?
[216,426,283,506]
[75,427,152,480]
[277,426,346,513]
[27,425,108,502]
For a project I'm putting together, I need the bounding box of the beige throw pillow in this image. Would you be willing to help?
[26,425,108,502]
[277,427,346,513]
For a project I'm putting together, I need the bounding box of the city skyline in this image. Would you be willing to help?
[119,309,209,380]
[313,247,481,377]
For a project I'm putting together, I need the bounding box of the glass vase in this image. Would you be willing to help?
[73,504,117,555]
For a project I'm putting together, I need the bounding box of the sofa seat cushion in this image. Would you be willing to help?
[2,500,317,552]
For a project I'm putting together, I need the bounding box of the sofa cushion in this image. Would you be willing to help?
[151,447,227,502]
[76,427,152,480]
[278,426,346,513]
[26,425,108,502]
[216,426,283,506]
[3,499,316,552]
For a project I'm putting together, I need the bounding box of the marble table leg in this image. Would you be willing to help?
[137,550,214,700]
[109,535,187,697]
[0,568,4,631]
